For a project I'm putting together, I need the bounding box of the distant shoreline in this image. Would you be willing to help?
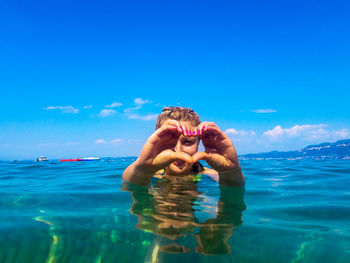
[240,138,350,160]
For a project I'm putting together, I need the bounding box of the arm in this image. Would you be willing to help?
[195,185,245,255]
[193,122,245,187]
[122,120,194,185]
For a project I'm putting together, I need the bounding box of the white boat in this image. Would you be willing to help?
[81,157,101,161]
[36,156,49,162]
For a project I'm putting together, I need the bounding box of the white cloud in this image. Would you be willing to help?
[83,105,93,109]
[128,113,158,121]
[110,138,122,144]
[262,124,350,143]
[263,125,284,138]
[99,109,117,117]
[251,109,277,113]
[134,98,151,105]
[212,124,350,154]
[95,138,122,144]
[225,128,256,136]
[106,102,123,108]
[335,129,349,139]
[124,98,152,113]
[95,139,106,144]
[263,124,327,141]
[224,128,257,144]
[45,106,79,114]
[225,128,239,135]
[123,98,157,121]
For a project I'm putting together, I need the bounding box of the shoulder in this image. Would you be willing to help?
[200,168,219,182]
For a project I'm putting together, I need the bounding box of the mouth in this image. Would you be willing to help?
[173,160,186,167]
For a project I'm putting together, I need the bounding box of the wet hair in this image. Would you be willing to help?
[156,107,201,129]
[192,161,204,173]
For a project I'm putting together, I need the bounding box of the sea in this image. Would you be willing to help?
[0,158,349,263]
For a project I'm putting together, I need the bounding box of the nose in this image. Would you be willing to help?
[174,140,183,152]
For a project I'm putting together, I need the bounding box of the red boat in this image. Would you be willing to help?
[60,158,82,162]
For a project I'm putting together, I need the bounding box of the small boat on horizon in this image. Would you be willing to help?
[60,158,82,162]
[81,157,101,161]
[36,156,49,162]
[60,157,101,162]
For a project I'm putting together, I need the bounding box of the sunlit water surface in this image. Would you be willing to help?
[1,158,349,263]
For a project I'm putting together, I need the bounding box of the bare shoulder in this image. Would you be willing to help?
[200,168,219,182]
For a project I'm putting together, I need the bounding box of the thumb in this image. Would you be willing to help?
[192,152,210,163]
[193,151,228,171]
[153,150,193,170]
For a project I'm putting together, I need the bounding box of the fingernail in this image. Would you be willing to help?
[180,126,184,131]
[197,129,200,134]
[192,131,195,135]
[202,126,206,130]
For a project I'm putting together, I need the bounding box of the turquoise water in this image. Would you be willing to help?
[1,158,349,262]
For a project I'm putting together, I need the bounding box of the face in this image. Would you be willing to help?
[166,123,200,175]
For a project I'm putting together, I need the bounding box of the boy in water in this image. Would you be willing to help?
[123,107,245,255]
[122,107,244,187]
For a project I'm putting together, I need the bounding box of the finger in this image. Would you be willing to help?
[197,121,216,134]
[192,151,210,163]
[169,152,193,165]
[197,122,207,132]
[180,125,184,134]
[207,122,217,128]
[180,124,191,137]
[190,129,196,137]
[202,122,218,132]
[183,124,191,137]
[193,151,230,171]
[186,125,194,136]
[202,124,227,140]
[160,119,179,128]
[183,128,188,136]
[157,120,182,137]
[179,124,187,137]
[153,150,193,169]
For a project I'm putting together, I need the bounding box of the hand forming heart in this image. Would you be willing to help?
[149,121,241,173]
[122,119,244,186]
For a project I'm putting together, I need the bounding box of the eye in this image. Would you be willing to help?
[184,140,195,146]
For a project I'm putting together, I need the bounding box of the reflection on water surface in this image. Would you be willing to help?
[122,174,246,256]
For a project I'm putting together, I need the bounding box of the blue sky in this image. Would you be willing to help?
[0,0,349,160]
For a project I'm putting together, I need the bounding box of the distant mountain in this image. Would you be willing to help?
[240,139,350,160]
